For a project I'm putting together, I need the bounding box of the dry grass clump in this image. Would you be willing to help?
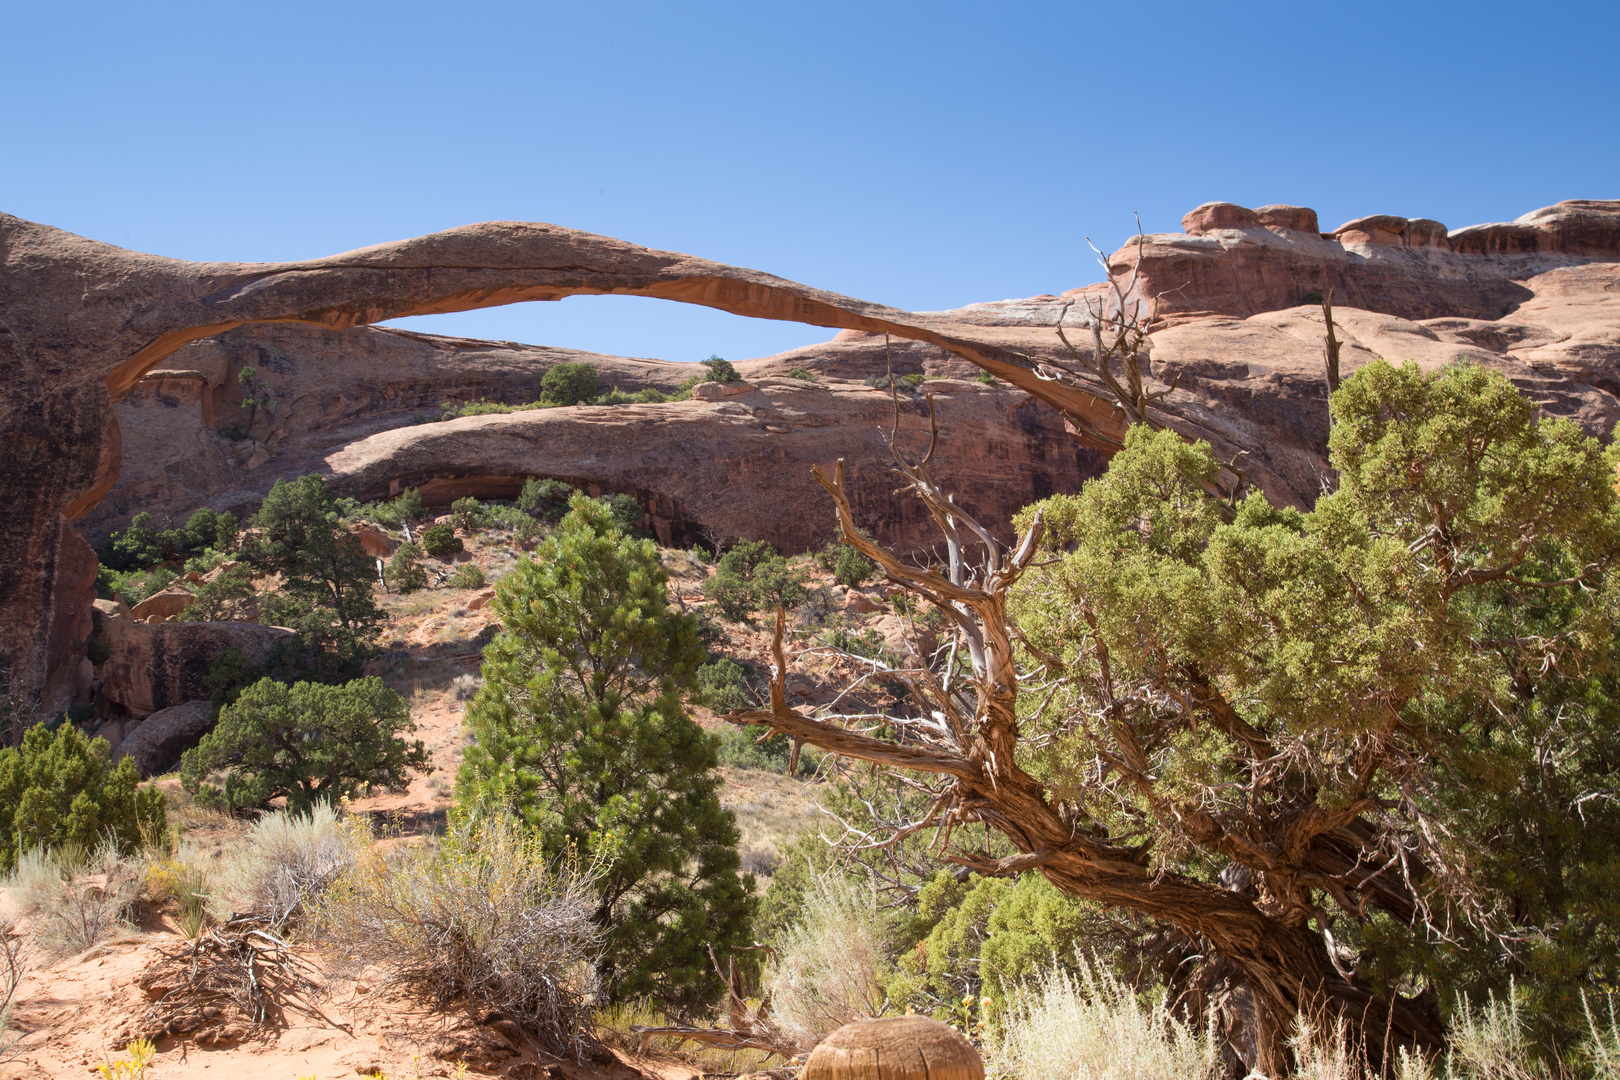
[991,960,1216,1080]
[222,802,368,930]
[4,841,143,956]
[763,873,892,1052]
[143,852,212,938]
[316,810,602,1058]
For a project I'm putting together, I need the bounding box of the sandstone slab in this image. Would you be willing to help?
[129,585,197,623]
[95,607,294,717]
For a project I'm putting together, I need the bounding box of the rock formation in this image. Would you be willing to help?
[114,699,214,777]
[80,325,1099,556]
[91,599,293,718]
[0,212,1118,706]
[3,199,1618,707]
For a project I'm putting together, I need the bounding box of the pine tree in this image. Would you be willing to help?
[456,494,754,1014]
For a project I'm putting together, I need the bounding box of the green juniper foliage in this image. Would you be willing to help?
[244,474,384,680]
[518,478,577,521]
[456,494,753,1015]
[0,724,165,870]
[1006,360,1620,1058]
[174,564,256,622]
[388,541,428,593]
[451,496,485,532]
[704,540,809,621]
[700,355,740,383]
[540,362,602,406]
[180,676,427,812]
[421,523,463,558]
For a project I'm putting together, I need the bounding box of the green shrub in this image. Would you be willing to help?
[480,503,531,531]
[695,657,754,712]
[393,487,425,521]
[864,372,925,392]
[788,368,817,381]
[0,724,165,872]
[102,507,236,573]
[599,493,644,534]
[704,540,808,621]
[440,398,519,418]
[456,494,753,1014]
[701,355,740,383]
[518,478,577,522]
[598,386,671,405]
[421,523,462,558]
[181,676,429,812]
[714,725,792,773]
[389,541,428,593]
[448,564,486,590]
[246,474,384,681]
[540,362,601,406]
[833,545,877,588]
[451,496,484,532]
[975,371,996,385]
[175,564,256,621]
[97,565,178,606]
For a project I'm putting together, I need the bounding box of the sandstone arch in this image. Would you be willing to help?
[5,199,1619,707]
[0,213,1125,707]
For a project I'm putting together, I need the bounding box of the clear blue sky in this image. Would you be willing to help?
[4,1,1615,364]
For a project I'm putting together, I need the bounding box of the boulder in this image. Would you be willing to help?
[802,1016,983,1080]
[845,591,883,615]
[1182,202,1260,234]
[129,585,197,623]
[1254,204,1320,233]
[466,589,496,612]
[116,700,213,777]
[690,382,725,402]
[97,610,295,717]
[349,523,396,558]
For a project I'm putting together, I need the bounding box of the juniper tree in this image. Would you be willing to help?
[181,676,427,812]
[245,474,383,678]
[728,361,1620,1072]
[457,494,754,1015]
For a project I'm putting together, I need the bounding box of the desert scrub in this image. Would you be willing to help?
[181,676,429,813]
[316,811,602,1057]
[219,804,369,931]
[991,961,1216,1080]
[27,841,143,955]
[422,522,463,558]
[448,564,486,589]
[764,873,894,1052]
[144,851,214,937]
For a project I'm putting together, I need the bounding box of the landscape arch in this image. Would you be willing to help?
[0,213,1127,707]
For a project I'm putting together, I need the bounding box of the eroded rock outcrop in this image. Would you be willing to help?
[92,600,293,717]
[82,327,1097,556]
